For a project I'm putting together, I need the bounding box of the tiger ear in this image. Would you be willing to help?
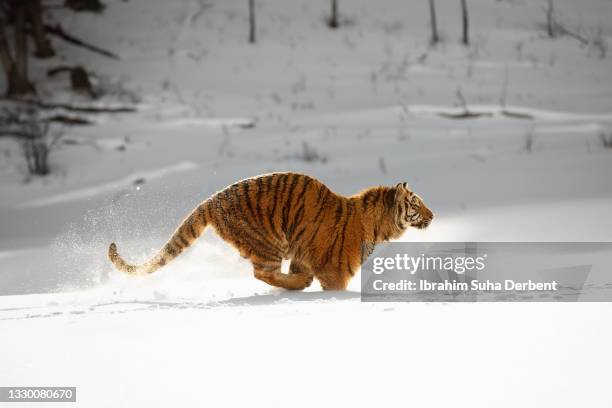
[384,187,397,209]
[396,182,410,191]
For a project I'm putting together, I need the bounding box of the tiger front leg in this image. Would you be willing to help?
[313,252,360,290]
[315,268,351,291]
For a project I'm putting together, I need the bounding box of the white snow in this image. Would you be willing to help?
[158,116,255,128]
[21,161,199,208]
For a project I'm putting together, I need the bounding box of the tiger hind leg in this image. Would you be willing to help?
[252,258,313,291]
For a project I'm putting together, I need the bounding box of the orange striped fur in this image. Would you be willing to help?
[108,173,434,290]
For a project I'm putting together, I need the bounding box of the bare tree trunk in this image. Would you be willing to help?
[27,0,55,58]
[14,3,29,83]
[0,22,14,84]
[248,0,255,44]
[329,0,338,29]
[4,2,35,95]
[546,0,555,37]
[429,0,439,44]
[461,0,469,45]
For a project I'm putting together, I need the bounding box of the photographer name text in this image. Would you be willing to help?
[372,279,559,292]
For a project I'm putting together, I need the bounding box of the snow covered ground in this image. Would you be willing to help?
[1,0,612,406]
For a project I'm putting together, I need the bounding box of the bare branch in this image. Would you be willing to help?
[1,97,136,113]
[44,23,120,59]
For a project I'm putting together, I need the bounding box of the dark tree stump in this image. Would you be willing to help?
[47,65,95,97]
[70,66,94,96]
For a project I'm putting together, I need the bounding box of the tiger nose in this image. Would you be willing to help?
[421,207,434,220]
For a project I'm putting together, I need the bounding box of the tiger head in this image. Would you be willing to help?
[386,182,434,231]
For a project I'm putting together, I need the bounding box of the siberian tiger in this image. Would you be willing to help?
[108,173,434,290]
